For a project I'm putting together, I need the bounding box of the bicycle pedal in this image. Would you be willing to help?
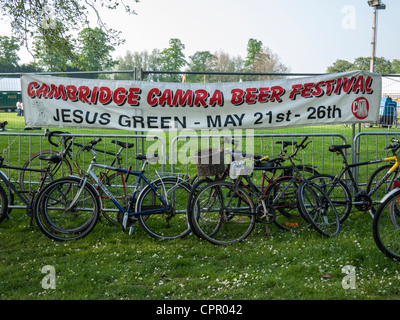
[129,225,134,235]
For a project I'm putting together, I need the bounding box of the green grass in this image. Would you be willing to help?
[1,209,400,300]
[1,112,400,301]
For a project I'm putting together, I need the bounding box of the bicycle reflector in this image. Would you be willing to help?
[394,179,400,189]
[285,222,299,227]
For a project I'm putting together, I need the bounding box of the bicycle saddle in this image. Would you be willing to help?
[328,145,351,152]
[136,154,159,162]
[111,140,134,149]
[38,154,63,163]
[276,140,297,147]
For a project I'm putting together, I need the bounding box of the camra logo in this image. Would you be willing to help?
[351,97,369,119]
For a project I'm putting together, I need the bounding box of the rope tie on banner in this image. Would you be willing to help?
[3,136,18,157]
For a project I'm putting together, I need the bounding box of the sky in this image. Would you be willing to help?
[2,0,400,74]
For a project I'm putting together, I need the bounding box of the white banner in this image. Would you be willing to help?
[21,70,382,131]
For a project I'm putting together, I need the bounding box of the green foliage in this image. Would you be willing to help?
[0,0,138,53]
[326,60,354,74]
[114,49,161,81]
[327,57,398,74]
[244,38,263,69]
[0,35,20,70]
[186,51,213,83]
[114,37,290,83]
[0,35,44,72]
[33,21,79,72]
[159,38,187,82]
[76,27,118,72]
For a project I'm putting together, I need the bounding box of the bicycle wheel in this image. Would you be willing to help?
[297,180,340,237]
[0,184,9,224]
[97,172,135,225]
[20,150,73,202]
[372,189,400,261]
[34,177,100,241]
[308,174,352,223]
[263,176,308,231]
[0,179,13,217]
[367,164,398,215]
[190,180,256,245]
[280,165,319,180]
[136,177,192,240]
[187,177,214,238]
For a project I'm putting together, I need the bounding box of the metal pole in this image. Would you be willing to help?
[370,6,377,72]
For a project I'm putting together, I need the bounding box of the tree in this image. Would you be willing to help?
[369,57,392,74]
[76,27,118,73]
[0,35,20,72]
[0,0,138,58]
[392,59,400,74]
[244,38,263,70]
[205,50,243,82]
[33,21,78,72]
[186,51,212,83]
[19,62,43,73]
[114,49,161,81]
[251,46,290,78]
[158,38,187,82]
[326,59,354,73]
[327,57,395,74]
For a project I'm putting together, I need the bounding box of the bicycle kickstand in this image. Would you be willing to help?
[129,224,135,235]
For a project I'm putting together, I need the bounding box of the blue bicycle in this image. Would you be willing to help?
[33,138,192,241]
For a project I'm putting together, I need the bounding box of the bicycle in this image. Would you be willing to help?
[366,138,400,207]
[33,138,192,241]
[190,138,318,186]
[187,138,320,233]
[372,178,400,261]
[308,138,400,223]
[21,131,135,225]
[0,153,65,225]
[189,137,340,245]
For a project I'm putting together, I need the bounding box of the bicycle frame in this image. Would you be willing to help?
[0,169,31,206]
[58,135,126,177]
[48,134,133,212]
[67,150,169,218]
[331,152,398,202]
[0,160,55,222]
[229,138,310,222]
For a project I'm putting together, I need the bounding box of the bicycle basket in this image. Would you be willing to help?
[194,148,225,177]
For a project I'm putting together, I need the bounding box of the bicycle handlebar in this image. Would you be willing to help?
[81,138,102,151]
[45,130,104,151]
[46,130,70,147]
[297,136,309,149]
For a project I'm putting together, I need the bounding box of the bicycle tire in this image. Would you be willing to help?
[187,177,214,238]
[279,165,319,180]
[34,177,100,241]
[263,176,308,231]
[0,180,14,217]
[366,164,399,215]
[297,180,340,237]
[136,177,192,240]
[0,184,9,224]
[372,188,400,261]
[190,180,256,245]
[308,174,352,223]
[20,150,73,202]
